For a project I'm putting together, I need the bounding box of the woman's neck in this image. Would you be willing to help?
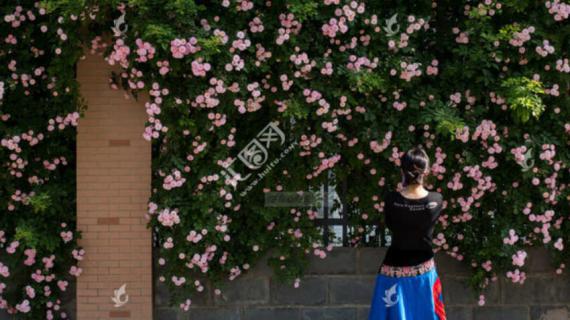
[402,184,428,196]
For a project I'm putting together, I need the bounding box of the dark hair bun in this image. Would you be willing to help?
[401,145,430,186]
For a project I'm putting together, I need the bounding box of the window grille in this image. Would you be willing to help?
[314,171,389,247]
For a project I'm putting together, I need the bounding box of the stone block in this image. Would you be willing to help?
[155,280,172,306]
[356,248,385,274]
[356,307,370,320]
[502,276,570,304]
[530,306,569,320]
[306,248,356,274]
[155,279,211,307]
[155,308,179,320]
[215,277,269,305]
[329,276,376,304]
[446,307,473,320]
[271,277,327,305]
[247,252,275,277]
[473,306,529,320]
[0,309,12,320]
[526,247,555,273]
[434,252,470,275]
[184,307,240,320]
[443,276,499,305]
[243,307,301,320]
[301,307,357,320]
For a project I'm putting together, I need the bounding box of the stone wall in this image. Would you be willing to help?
[155,247,570,320]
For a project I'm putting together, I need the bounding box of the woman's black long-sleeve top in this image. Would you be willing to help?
[381,190,444,267]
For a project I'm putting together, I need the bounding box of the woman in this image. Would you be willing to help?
[368,145,447,320]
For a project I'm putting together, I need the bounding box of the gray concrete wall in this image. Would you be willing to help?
[154,247,570,320]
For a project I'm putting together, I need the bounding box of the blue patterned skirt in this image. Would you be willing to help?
[368,258,447,320]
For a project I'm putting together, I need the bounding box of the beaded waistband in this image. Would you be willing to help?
[379,258,435,278]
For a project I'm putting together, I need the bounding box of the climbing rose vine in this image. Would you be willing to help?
[0,1,85,318]
[2,0,570,317]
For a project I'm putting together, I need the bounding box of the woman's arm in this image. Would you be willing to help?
[430,193,444,224]
[383,191,393,229]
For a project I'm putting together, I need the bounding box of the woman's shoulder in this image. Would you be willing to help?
[429,190,442,196]
[428,190,443,202]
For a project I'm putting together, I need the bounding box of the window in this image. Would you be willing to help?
[314,171,388,247]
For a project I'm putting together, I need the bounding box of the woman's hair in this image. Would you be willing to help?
[400,144,430,186]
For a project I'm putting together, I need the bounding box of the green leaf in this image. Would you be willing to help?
[500,76,546,123]
[29,192,52,214]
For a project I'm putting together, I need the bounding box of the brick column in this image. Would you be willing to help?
[76,50,153,319]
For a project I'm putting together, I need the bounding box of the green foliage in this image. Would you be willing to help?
[348,70,387,94]
[199,35,225,56]
[497,23,523,41]
[282,99,310,120]
[29,192,52,214]
[288,1,320,22]
[500,77,546,123]
[421,102,467,140]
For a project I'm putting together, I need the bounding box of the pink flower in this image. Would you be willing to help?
[512,250,527,267]
[456,32,469,44]
[161,168,187,191]
[108,38,131,67]
[170,37,200,58]
[72,248,85,261]
[163,237,174,249]
[172,275,186,286]
[32,270,45,282]
[482,260,493,272]
[545,1,570,21]
[43,255,55,269]
[6,241,19,254]
[503,229,519,245]
[478,294,486,306]
[0,263,10,277]
[60,231,73,243]
[57,280,68,291]
[157,208,181,227]
[506,269,526,284]
[157,60,170,75]
[135,38,156,62]
[25,286,35,298]
[191,60,211,77]
[180,298,191,311]
[24,248,36,266]
[554,238,564,251]
[69,266,82,277]
[186,231,203,243]
[15,300,31,313]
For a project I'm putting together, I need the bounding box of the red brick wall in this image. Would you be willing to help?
[76,50,152,319]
